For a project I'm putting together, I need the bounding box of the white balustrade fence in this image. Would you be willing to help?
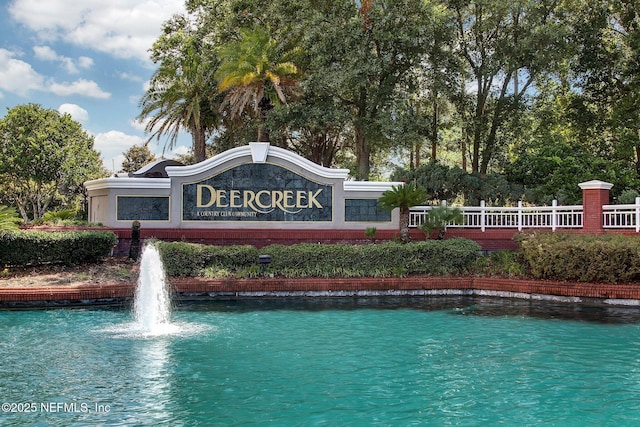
[407,181,640,233]
[603,197,640,232]
[409,200,584,232]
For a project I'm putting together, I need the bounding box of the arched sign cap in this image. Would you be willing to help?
[164,143,351,180]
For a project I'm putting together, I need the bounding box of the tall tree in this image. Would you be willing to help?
[0,104,106,221]
[120,144,157,174]
[139,14,220,163]
[215,26,302,142]
[448,0,573,174]
[305,0,444,179]
[571,0,640,176]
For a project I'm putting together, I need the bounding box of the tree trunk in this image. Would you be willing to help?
[461,128,467,172]
[354,125,370,180]
[431,93,438,161]
[257,97,271,142]
[472,77,489,173]
[399,207,411,243]
[193,126,207,163]
[409,146,414,168]
[480,74,511,175]
[257,126,270,142]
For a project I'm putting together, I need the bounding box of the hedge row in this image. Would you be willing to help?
[156,238,481,278]
[0,230,118,267]
[518,232,640,283]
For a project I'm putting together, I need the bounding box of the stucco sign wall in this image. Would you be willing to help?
[84,142,400,230]
[182,163,333,222]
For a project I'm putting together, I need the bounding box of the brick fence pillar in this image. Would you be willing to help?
[578,180,613,233]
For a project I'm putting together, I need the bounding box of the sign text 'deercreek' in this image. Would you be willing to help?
[196,185,324,214]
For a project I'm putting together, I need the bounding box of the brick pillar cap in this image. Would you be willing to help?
[578,180,614,190]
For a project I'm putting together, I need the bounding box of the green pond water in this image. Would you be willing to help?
[1,297,640,426]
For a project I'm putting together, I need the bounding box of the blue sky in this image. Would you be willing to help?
[0,0,192,173]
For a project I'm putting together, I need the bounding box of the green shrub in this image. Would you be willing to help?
[518,232,640,283]
[618,189,640,204]
[156,241,259,276]
[473,250,528,277]
[0,230,118,267]
[156,239,481,278]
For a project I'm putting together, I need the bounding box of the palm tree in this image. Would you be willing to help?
[215,27,301,142]
[138,42,220,163]
[418,205,464,239]
[0,205,21,230]
[378,183,427,243]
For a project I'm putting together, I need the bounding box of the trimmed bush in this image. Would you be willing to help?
[0,230,118,267]
[518,232,640,283]
[157,238,481,278]
[156,241,259,277]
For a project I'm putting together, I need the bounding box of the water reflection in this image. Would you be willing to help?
[132,338,174,424]
[174,296,640,324]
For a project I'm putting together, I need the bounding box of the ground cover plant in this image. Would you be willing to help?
[156,238,481,279]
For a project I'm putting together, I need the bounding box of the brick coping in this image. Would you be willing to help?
[1,277,640,308]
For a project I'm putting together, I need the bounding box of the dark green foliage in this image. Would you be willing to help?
[473,250,528,278]
[0,230,118,267]
[0,104,107,222]
[392,162,522,205]
[518,233,640,283]
[42,209,77,224]
[156,239,480,278]
[378,183,428,243]
[419,205,464,238]
[156,241,259,277]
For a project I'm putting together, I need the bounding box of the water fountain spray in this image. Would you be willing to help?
[133,243,172,333]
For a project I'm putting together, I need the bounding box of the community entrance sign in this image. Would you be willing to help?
[183,163,332,222]
[85,143,400,230]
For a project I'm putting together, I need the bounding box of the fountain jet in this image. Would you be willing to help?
[133,243,172,333]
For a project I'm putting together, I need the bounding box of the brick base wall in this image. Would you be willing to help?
[26,225,640,255]
[2,277,639,307]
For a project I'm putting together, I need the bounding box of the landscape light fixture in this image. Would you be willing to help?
[258,254,272,275]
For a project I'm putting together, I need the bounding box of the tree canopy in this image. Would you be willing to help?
[0,104,107,222]
[137,0,640,202]
[120,144,157,174]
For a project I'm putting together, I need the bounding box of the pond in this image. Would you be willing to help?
[1,297,640,426]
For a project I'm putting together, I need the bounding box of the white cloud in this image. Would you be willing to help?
[171,145,190,156]
[33,46,94,74]
[118,71,143,82]
[9,0,186,61]
[58,103,89,123]
[32,45,58,61]
[33,45,77,73]
[94,130,146,172]
[0,48,44,96]
[94,130,144,153]
[130,118,148,132]
[93,128,189,171]
[78,56,94,69]
[47,78,111,99]
[0,48,106,99]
